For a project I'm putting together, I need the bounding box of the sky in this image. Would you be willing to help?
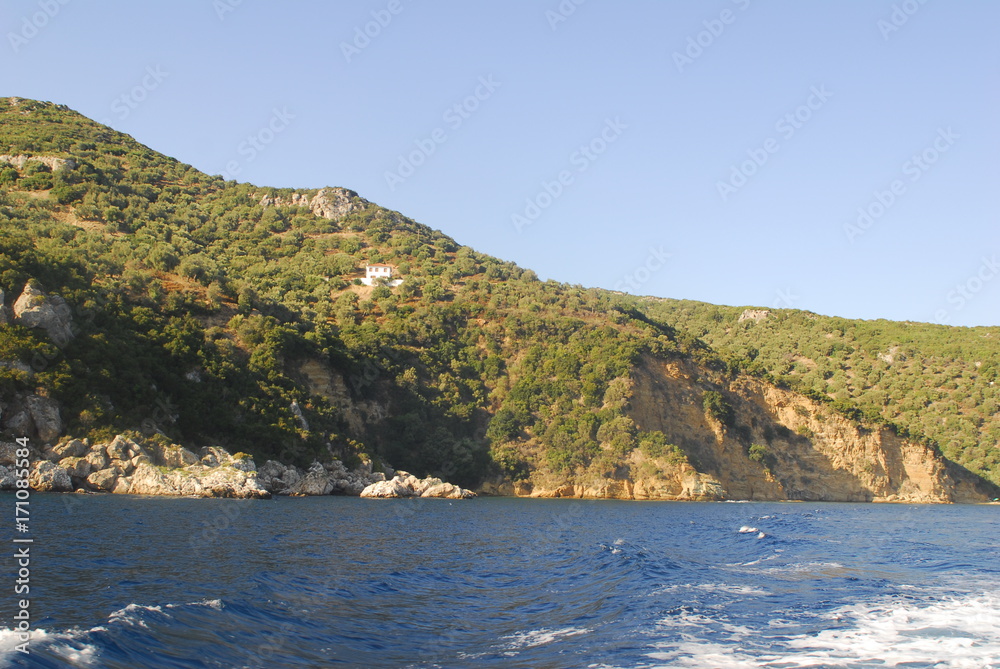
[2,0,999,327]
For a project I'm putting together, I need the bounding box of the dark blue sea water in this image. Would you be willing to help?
[1,495,998,668]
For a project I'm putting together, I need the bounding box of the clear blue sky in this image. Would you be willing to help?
[3,0,998,326]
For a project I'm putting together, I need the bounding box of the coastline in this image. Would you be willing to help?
[3,432,997,504]
[0,433,477,500]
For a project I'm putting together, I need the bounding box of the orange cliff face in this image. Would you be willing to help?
[498,356,998,504]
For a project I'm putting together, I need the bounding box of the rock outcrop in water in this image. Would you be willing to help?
[256,458,385,496]
[360,472,476,499]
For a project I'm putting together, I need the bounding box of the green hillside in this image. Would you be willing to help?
[643,300,1000,483]
[0,97,996,489]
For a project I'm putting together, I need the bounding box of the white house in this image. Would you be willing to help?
[361,264,403,287]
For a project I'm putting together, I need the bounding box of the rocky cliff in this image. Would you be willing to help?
[0,433,475,500]
[507,356,998,504]
[258,187,368,221]
[3,352,991,503]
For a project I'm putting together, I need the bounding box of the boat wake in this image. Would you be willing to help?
[646,590,1000,668]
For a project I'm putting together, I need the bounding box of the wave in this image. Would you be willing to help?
[500,626,590,651]
[652,583,770,597]
[0,599,227,668]
[647,590,1000,668]
[0,628,101,667]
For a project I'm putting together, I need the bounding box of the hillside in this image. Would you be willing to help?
[0,97,996,502]
[642,300,1000,487]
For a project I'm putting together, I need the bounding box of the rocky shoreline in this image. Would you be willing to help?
[0,434,476,500]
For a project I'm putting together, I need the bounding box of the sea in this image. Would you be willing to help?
[1,494,998,668]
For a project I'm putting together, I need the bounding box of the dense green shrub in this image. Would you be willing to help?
[702,391,733,426]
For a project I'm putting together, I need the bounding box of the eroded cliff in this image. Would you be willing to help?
[509,355,997,503]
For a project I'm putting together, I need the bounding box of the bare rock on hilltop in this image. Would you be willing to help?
[13,282,74,347]
[259,187,368,222]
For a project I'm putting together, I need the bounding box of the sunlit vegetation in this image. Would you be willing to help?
[0,98,996,488]
[643,299,1000,484]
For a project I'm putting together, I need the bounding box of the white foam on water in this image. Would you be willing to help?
[500,626,590,652]
[106,599,219,628]
[648,591,1000,668]
[0,627,42,656]
[108,603,164,629]
[0,599,224,665]
[166,598,223,610]
[737,555,780,568]
[751,560,846,576]
[647,643,762,669]
[653,583,769,597]
[0,628,102,666]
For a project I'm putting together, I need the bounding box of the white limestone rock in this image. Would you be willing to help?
[52,438,88,461]
[13,283,74,347]
[288,462,335,496]
[86,468,118,492]
[60,456,91,480]
[231,453,256,473]
[106,435,139,461]
[113,476,132,494]
[128,464,176,496]
[361,471,476,499]
[421,482,476,499]
[147,442,199,468]
[360,479,414,498]
[198,446,232,467]
[29,460,72,492]
[85,446,108,471]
